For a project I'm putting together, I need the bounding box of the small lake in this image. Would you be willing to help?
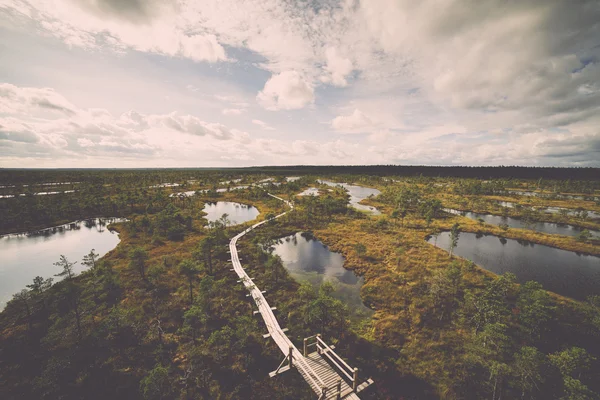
[0,218,125,309]
[445,209,599,238]
[507,190,599,201]
[498,202,600,220]
[271,232,372,318]
[318,180,381,215]
[427,232,600,300]
[203,202,259,225]
[298,187,320,196]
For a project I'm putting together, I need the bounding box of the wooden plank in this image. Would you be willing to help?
[269,364,291,378]
[356,378,374,393]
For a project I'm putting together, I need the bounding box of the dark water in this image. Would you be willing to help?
[428,232,600,300]
[0,218,125,309]
[202,201,259,225]
[445,209,599,238]
[318,180,381,215]
[271,232,373,317]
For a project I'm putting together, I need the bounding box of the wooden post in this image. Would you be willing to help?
[336,379,342,399]
[303,338,307,357]
[288,346,293,369]
[353,368,358,391]
[317,334,322,355]
[321,386,328,399]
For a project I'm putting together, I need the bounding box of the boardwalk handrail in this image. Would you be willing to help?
[228,190,327,394]
[316,336,355,380]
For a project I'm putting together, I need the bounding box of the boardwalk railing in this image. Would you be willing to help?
[305,334,360,393]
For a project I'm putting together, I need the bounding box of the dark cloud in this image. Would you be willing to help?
[75,0,171,23]
[0,128,39,143]
[35,98,76,116]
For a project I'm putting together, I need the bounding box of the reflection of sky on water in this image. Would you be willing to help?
[318,180,381,215]
[202,201,259,225]
[429,232,600,300]
[272,232,372,316]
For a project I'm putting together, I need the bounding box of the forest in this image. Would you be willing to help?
[1,167,600,400]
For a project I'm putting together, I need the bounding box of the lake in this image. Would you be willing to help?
[444,208,599,238]
[0,218,125,309]
[427,231,600,300]
[203,201,260,225]
[271,232,373,318]
[318,180,381,215]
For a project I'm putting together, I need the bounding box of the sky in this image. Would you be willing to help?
[0,0,599,168]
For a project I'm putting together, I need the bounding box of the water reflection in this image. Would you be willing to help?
[0,218,125,309]
[271,232,372,317]
[445,208,599,237]
[298,187,320,196]
[428,231,600,300]
[202,201,259,225]
[318,180,381,215]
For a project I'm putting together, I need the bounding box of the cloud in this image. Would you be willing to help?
[222,108,245,115]
[322,47,353,87]
[2,1,600,166]
[0,120,40,143]
[4,0,227,63]
[331,109,376,133]
[0,83,77,116]
[252,119,274,130]
[257,71,314,110]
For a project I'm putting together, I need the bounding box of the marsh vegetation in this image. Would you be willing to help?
[1,167,599,399]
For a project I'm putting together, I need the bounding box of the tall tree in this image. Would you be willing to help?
[449,223,461,258]
[517,281,553,342]
[12,289,33,331]
[140,364,171,400]
[195,236,215,275]
[54,255,83,340]
[513,346,546,399]
[129,247,149,279]
[81,249,100,271]
[54,255,77,280]
[178,259,199,304]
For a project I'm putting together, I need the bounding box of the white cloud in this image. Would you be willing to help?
[331,109,376,133]
[222,108,245,115]
[322,47,353,87]
[252,119,274,130]
[257,71,314,110]
[0,83,77,116]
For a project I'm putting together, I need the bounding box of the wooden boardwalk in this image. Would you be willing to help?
[228,192,372,399]
[302,351,360,399]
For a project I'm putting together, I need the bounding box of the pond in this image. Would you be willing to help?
[271,232,373,319]
[497,201,600,219]
[202,201,259,225]
[318,180,381,215]
[0,218,125,309]
[427,232,600,300]
[298,187,320,196]
[444,209,600,238]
